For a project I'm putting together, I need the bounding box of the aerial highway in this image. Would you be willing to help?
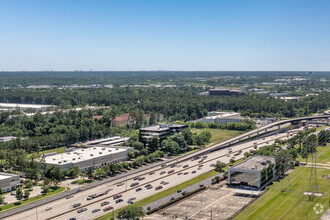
[3,126,304,220]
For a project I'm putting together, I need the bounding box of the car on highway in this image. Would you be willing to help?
[103,206,113,212]
[198,160,203,163]
[197,167,202,170]
[198,165,203,167]
[138,177,145,181]
[192,171,197,174]
[156,186,163,190]
[202,155,208,159]
[136,187,142,192]
[69,218,76,220]
[129,197,136,201]
[177,190,182,193]
[113,194,122,199]
[92,208,101,213]
[161,164,166,167]
[106,188,113,192]
[182,191,189,195]
[199,184,204,187]
[163,181,169,185]
[183,165,189,168]
[177,172,183,175]
[159,171,166,175]
[184,172,189,175]
[75,189,82,193]
[210,164,215,167]
[101,201,110,206]
[116,199,124,203]
[45,207,52,211]
[133,177,139,181]
[149,171,155,175]
[170,164,176,168]
[117,182,125,187]
[72,203,81,208]
[77,208,87,213]
[130,182,139,187]
[160,181,166,184]
[168,170,175,174]
[66,195,74,199]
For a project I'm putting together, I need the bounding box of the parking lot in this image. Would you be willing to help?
[145,184,258,220]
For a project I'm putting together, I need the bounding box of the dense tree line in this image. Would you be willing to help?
[0,87,329,121]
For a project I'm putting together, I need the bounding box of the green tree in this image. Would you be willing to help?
[87,167,94,178]
[229,158,235,165]
[69,166,80,179]
[215,161,226,173]
[16,188,23,201]
[95,168,106,178]
[117,205,145,220]
[148,136,160,152]
[24,190,30,199]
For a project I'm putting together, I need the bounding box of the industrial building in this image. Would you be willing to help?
[0,103,54,112]
[139,124,188,143]
[43,146,133,170]
[0,173,20,193]
[209,89,240,96]
[0,136,16,143]
[228,155,276,189]
[202,112,243,125]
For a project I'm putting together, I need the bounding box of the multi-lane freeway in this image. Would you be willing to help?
[4,125,305,220]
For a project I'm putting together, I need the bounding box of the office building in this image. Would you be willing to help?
[228,155,276,188]
[209,89,240,96]
[139,124,188,143]
[0,173,20,193]
[202,112,243,125]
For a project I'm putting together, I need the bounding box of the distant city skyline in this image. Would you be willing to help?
[1,0,330,71]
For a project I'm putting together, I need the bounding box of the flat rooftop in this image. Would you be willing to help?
[0,103,54,109]
[44,146,127,165]
[0,172,19,180]
[231,155,275,171]
[140,124,187,132]
[204,112,241,119]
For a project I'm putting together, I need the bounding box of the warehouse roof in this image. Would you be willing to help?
[0,172,19,180]
[44,146,127,165]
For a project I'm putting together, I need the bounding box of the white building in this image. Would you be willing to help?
[203,112,243,125]
[0,103,55,112]
[0,173,20,193]
[44,146,133,171]
[228,155,276,189]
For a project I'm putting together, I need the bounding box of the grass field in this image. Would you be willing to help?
[234,169,330,219]
[27,147,67,158]
[191,128,242,145]
[297,143,330,164]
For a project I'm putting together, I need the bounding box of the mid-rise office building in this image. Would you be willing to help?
[139,124,188,143]
[202,112,243,125]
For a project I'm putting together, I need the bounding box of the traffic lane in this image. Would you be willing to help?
[7,129,297,220]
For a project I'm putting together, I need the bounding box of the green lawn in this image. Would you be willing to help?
[234,167,330,220]
[191,128,241,145]
[27,147,67,158]
[0,187,66,212]
[297,143,330,164]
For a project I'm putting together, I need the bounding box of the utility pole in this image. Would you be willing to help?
[211,210,213,220]
[201,191,203,211]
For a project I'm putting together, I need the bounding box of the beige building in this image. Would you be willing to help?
[0,173,20,193]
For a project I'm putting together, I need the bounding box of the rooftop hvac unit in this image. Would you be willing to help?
[102,148,105,150]
[63,160,67,162]
[82,149,85,151]
[67,152,71,155]
[116,148,118,150]
[53,158,56,161]
[72,158,76,160]
[99,152,102,154]
[108,150,112,152]
[58,161,62,164]
[93,147,96,150]
[90,154,93,156]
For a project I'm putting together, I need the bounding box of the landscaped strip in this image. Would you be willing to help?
[0,187,67,213]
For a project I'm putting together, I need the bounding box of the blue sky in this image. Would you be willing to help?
[1,0,330,71]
